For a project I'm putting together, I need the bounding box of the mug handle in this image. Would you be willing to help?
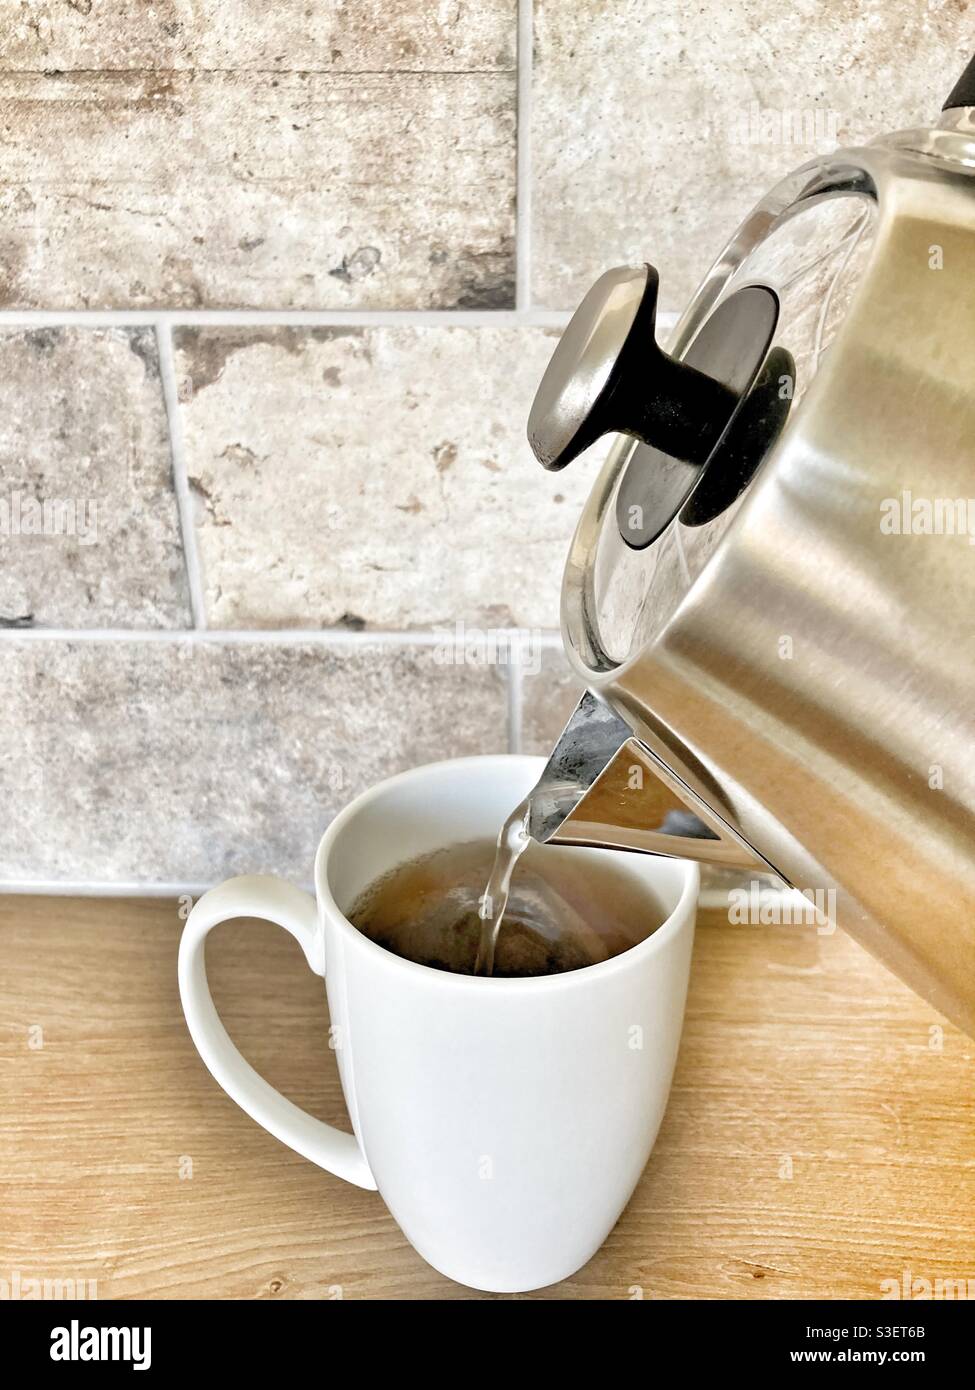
[178,874,377,1191]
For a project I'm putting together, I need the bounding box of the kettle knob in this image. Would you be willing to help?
[528,263,739,471]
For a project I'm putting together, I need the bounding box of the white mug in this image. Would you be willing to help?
[178,754,698,1293]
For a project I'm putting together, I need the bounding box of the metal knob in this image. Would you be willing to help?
[527,263,739,472]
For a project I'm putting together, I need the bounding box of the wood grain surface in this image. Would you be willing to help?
[1,894,972,1300]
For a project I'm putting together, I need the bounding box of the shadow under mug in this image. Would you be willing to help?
[178,754,699,1293]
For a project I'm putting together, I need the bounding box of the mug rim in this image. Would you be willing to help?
[314,753,699,991]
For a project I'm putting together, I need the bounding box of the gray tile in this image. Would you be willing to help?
[519,646,584,755]
[0,328,190,629]
[0,638,507,886]
[174,326,595,630]
[0,70,515,309]
[1,2,515,72]
[531,3,972,311]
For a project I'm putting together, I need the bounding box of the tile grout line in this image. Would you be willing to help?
[12,66,512,77]
[0,626,566,646]
[514,0,533,312]
[0,308,677,330]
[506,659,525,754]
[0,308,570,329]
[156,321,207,629]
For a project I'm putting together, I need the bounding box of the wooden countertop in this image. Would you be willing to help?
[1,894,972,1300]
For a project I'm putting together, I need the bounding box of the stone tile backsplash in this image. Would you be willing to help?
[0,3,969,886]
[0,638,506,886]
[0,2,515,73]
[173,325,592,631]
[532,2,972,313]
[0,70,515,310]
[520,647,585,757]
[0,328,190,630]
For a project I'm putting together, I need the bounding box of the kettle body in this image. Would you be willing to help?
[529,83,975,1033]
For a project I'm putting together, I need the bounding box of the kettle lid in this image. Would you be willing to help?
[537,155,885,670]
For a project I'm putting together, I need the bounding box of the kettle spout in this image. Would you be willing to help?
[528,691,770,871]
[526,690,633,842]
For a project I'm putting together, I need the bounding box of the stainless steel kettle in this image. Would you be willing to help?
[525,55,975,1035]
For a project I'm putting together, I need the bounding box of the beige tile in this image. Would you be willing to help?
[0,328,190,628]
[0,70,515,309]
[531,2,972,311]
[174,325,596,631]
[0,1,515,72]
[0,638,507,886]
